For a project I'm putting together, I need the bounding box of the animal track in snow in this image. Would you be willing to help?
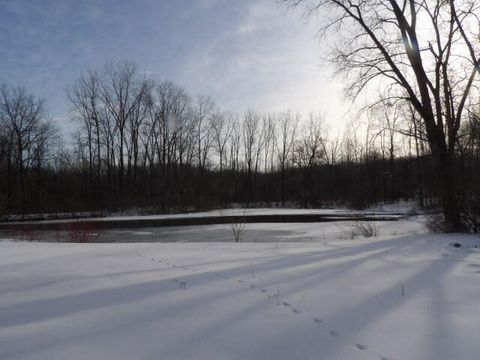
[355,344,368,350]
[134,249,390,360]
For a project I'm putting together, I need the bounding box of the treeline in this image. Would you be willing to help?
[1,62,480,217]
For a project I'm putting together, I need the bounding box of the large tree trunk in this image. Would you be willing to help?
[432,142,462,232]
[438,160,462,232]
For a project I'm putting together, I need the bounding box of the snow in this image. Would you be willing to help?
[0,206,411,226]
[1,217,480,360]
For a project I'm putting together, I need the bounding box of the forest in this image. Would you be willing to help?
[1,61,480,228]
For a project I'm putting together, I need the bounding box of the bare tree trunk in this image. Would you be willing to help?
[435,147,462,231]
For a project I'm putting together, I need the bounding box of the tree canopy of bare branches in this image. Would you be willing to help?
[0,86,56,214]
[287,0,480,230]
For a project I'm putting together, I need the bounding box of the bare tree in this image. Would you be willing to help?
[293,113,326,168]
[292,113,327,206]
[100,62,147,198]
[210,111,233,173]
[68,70,102,188]
[341,117,363,165]
[243,110,264,199]
[262,113,276,173]
[195,95,215,170]
[0,86,55,214]
[287,0,480,230]
[323,129,342,166]
[276,111,298,205]
[228,115,242,172]
[370,100,403,201]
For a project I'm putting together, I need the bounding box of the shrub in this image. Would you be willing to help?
[231,219,245,242]
[350,220,378,238]
[460,213,480,234]
[10,224,40,241]
[65,221,102,243]
[426,213,445,233]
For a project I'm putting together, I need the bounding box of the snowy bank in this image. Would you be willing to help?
[1,219,479,360]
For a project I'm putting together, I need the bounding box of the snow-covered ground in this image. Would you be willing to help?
[1,217,480,360]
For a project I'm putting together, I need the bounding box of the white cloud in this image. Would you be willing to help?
[177,0,346,128]
[1,0,348,134]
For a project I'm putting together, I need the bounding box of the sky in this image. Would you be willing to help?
[0,0,345,135]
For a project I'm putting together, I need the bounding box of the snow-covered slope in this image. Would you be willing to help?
[1,218,479,360]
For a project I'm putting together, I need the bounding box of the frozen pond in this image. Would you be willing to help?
[0,217,424,243]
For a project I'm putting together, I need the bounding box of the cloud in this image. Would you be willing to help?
[177,1,344,122]
[0,0,345,135]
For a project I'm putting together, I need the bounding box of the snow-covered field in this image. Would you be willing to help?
[1,216,480,360]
